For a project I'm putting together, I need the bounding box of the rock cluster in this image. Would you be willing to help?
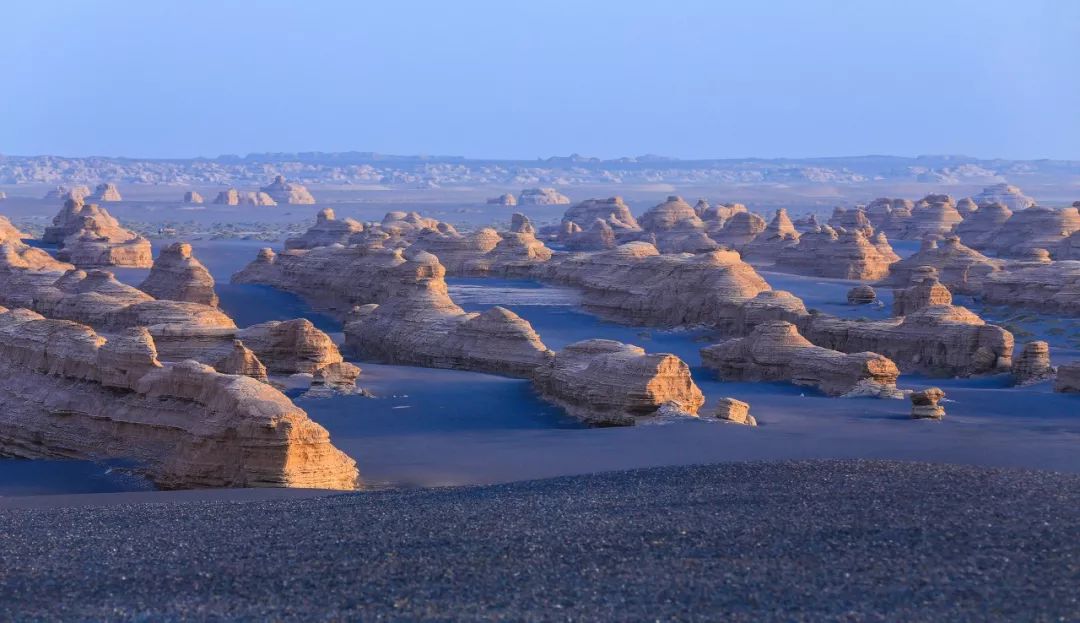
[555,197,642,249]
[710,211,766,250]
[970,183,1036,211]
[138,242,218,306]
[236,319,360,387]
[1012,341,1053,386]
[43,185,92,201]
[518,187,571,205]
[42,197,152,268]
[891,271,953,316]
[773,226,897,280]
[701,321,901,397]
[487,193,518,206]
[713,397,756,426]
[531,339,704,426]
[980,206,1080,258]
[953,202,1013,248]
[213,189,277,206]
[261,175,316,204]
[982,261,1080,315]
[885,236,1002,294]
[0,306,357,489]
[741,209,800,262]
[90,183,122,202]
[910,388,945,419]
[284,208,365,250]
[895,194,964,240]
[183,190,204,204]
[827,207,874,236]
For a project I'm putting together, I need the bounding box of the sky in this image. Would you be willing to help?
[2,0,1078,160]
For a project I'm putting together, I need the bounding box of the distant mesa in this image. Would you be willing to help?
[518,187,571,206]
[261,175,315,204]
[43,185,92,202]
[42,197,152,268]
[213,188,277,206]
[183,190,204,204]
[487,193,518,206]
[138,242,218,306]
[970,183,1036,212]
[90,182,122,202]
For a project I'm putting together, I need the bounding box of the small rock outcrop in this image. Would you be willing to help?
[90,183,122,202]
[518,187,571,205]
[638,196,718,253]
[213,189,277,206]
[701,321,901,397]
[1054,362,1080,393]
[183,190,204,204]
[910,388,945,419]
[711,211,767,250]
[213,339,269,382]
[954,202,1013,248]
[713,397,756,426]
[891,272,953,316]
[885,236,1003,294]
[261,175,316,204]
[847,285,877,305]
[284,208,365,250]
[531,339,705,426]
[42,197,152,268]
[1012,341,1053,386]
[138,242,218,306]
[43,185,92,201]
[559,197,642,243]
[864,198,915,235]
[982,261,1080,316]
[741,209,800,262]
[238,319,360,387]
[487,193,518,206]
[773,226,897,280]
[0,307,357,490]
[892,195,963,240]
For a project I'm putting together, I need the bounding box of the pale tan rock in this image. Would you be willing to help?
[375,211,442,241]
[892,272,953,316]
[90,182,122,202]
[638,196,718,253]
[284,208,365,250]
[886,235,1003,294]
[213,189,277,206]
[43,198,152,268]
[793,213,822,233]
[139,242,218,306]
[44,185,91,201]
[1012,341,1053,386]
[538,242,772,330]
[982,261,1080,315]
[237,319,359,385]
[564,218,617,251]
[1054,362,1080,393]
[802,304,1014,377]
[212,339,269,382]
[892,195,963,240]
[410,227,502,274]
[0,216,27,244]
[701,321,901,397]
[0,307,357,490]
[774,226,896,280]
[847,285,877,305]
[981,206,1080,258]
[865,198,915,237]
[463,214,553,277]
[827,207,874,236]
[487,193,518,206]
[560,196,641,237]
[954,202,1013,248]
[531,339,704,426]
[213,188,242,205]
[700,202,748,233]
[971,183,1036,212]
[183,190,204,204]
[518,187,571,205]
[713,397,756,426]
[910,387,946,419]
[711,211,766,250]
[954,197,979,218]
[741,209,800,262]
[261,175,315,204]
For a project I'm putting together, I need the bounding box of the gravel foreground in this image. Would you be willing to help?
[1,460,1078,622]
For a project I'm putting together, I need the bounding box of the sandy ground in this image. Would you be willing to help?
[1,459,1077,621]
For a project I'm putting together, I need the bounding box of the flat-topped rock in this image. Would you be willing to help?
[892,272,953,316]
[564,218,617,251]
[1012,341,1053,386]
[90,183,122,202]
[910,388,946,419]
[982,260,1080,315]
[713,397,756,425]
[518,187,571,205]
[42,197,151,268]
[701,320,901,397]
[971,183,1036,212]
[892,194,963,240]
[741,209,800,262]
[0,307,357,490]
[532,339,705,426]
[261,175,315,204]
[285,208,365,250]
[213,189,277,206]
[487,193,518,206]
[138,242,218,306]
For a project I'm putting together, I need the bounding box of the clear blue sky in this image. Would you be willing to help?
[2,0,1078,160]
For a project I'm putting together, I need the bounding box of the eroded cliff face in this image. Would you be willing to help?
[982,261,1080,315]
[980,206,1080,259]
[559,197,641,243]
[42,197,152,268]
[261,175,316,204]
[1055,362,1080,393]
[638,196,718,253]
[827,207,875,237]
[532,339,705,426]
[885,236,1003,294]
[700,321,901,397]
[237,319,360,387]
[138,242,219,306]
[0,307,358,490]
[0,216,27,243]
[740,209,800,262]
[891,272,953,316]
[954,202,1013,248]
[773,226,897,280]
[800,305,1014,377]
[890,194,964,240]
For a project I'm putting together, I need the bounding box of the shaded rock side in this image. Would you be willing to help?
[970,183,1036,212]
[0,308,357,490]
[42,197,152,267]
[980,206,1080,259]
[884,236,1002,294]
[700,321,901,397]
[237,318,360,386]
[138,242,218,306]
[741,209,800,262]
[773,226,897,280]
[954,202,1013,248]
[531,339,705,426]
[1054,362,1080,393]
[1012,341,1053,386]
[892,272,953,316]
[487,193,518,206]
[638,196,717,253]
[910,388,946,419]
[827,207,874,236]
[183,191,204,204]
[90,183,122,202]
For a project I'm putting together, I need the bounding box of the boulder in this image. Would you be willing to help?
[487,193,518,206]
[713,397,756,426]
[847,285,877,305]
[90,183,122,202]
[518,187,571,205]
[261,175,316,204]
[910,388,946,419]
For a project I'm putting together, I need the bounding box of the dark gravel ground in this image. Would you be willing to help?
[1,459,1078,622]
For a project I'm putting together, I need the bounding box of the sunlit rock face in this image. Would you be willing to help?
[90,182,122,202]
[537,242,772,330]
[0,216,28,244]
[885,236,1003,294]
[236,318,360,387]
[561,196,641,233]
[284,208,365,250]
[532,339,705,426]
[713,397,756,426]
[979,205,1080,259]
[970,183,1036,212]
[700,202,749,235]
[740,209,800,262]
[43,185,92,202]
[982,260,1080,316]
[864,197,915,238]
[954,202,1013,248]
[827,206,874,237]
[800,304,1014,377]
[518,187,571,205]
[1012,341,1053,386]
[261,175,316,204]
[0,307,358,490]
[637,196,718,253]
[213,189,277,206]
[773,226,896,280]
[889,194,964,240]
[701,320,900,397]
[910,388,946,419]
[41,197,152,268]
[139,242,219,306]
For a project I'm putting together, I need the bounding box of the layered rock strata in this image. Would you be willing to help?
[700,321,901,397]
[891,273,953,316]
[138,242,218,306]
[980,206,1080,258]
[638,196,717,253]
[90,183,122,202]
[487,193,517,206]
[892,194,963,240]
[910,388,945,419]
[954,202,1013,248]
[741,209,800,262]
[1012,341,1053,386]
[713,397,756,426]
[0,307,358,490]
[711,211,766,250]
[261,175,316,204]
[236,319,360,387]
[531,339,704,426]
[42,197,152,267]
[1055,362,1080,393]
[970,184,1036,212]
[847,285,877,305]
[284,208,365,250]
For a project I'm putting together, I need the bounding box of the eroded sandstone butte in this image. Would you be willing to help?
[284,208,365,250]
[42,197,152,268]
[261,175,316,204]
[139,242,219,306]
[885,236,1003,294]
[0,306,358,490]
[518,187,571,205]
